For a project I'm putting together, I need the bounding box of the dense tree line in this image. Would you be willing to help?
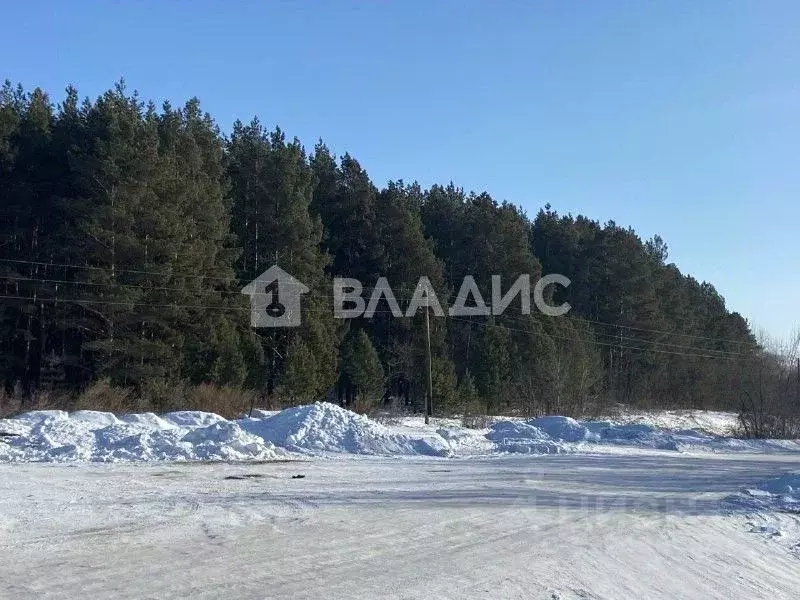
[1,82,779,418]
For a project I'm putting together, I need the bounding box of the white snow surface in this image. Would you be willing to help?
[1,403,799,464]
[725,471,800,513]
[2,454,800,599]
[2,404,800,598]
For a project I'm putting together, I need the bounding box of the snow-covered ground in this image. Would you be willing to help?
[725,471,800,514]
[2,403,800,598]
[1,454,799,599]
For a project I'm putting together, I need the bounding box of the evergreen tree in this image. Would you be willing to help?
[208,320,248,386]
[278,337,320,404]
[430,355,458,415]
[0,81,762,417]
[455,369,483,415]
[339,329,384,404]
[476,322,513,413]
[228,122,338,399]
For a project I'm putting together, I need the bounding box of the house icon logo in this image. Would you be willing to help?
[241,265,309,328]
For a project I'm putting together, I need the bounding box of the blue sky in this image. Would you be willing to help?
[3,1,798,340]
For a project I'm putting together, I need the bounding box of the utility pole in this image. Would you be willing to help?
[425,288,433,425]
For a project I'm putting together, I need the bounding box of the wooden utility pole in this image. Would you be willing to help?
[425,290,433,425]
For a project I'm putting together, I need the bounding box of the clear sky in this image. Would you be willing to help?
[3,1,798,340]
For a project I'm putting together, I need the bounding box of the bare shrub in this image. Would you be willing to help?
[349,395,375,415]
[461,413,492,429]
[738,411,800,439]
[736,330,800,439]
[0,387,19,418]
[0,383,75,417]
[187,383,256,419]
[18,389,72,414]
[371,412,402,426]
[263,394,291,411]
[75,379,138,413]
[138,379,190,414]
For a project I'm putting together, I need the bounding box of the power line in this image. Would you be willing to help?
[1,264,760,351]
[447,315,744,362]
[1,284,757,357]
[0,257,239,283]
[0,290,756,363]
[566,313,756,346]
[488,311,754,358]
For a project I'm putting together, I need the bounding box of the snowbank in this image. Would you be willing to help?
[613,409,739,437]
[486,420,565,454]
[240,402,450,457]
[161,411,227,428]
[2,403,799,464]
[0,410,285,463]
[724,472,800,513]
[0,402,450,463]
[484,417,800,455]
[530,416,595,443]
[590,422,680,451]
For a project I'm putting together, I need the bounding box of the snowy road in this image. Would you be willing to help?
[1,453,799,599]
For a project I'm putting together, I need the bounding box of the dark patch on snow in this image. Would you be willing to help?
[224,473,266,480]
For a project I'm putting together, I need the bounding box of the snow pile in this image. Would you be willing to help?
[0,403,451,462]
[161,411,227,428]
[481,417,800,454]
[0,410,285,463]
[484,418,678,454]
[591,421,800,454]
[2,404,799,463]
[589,422,680,451]
[724,472,800,513]
[240,402,450,457]
[181,421,281,461]
[531,416,595,443]
[436,426,495,455]
[613,409,739,437]
[119,412,175,429]
[486,420,565,454]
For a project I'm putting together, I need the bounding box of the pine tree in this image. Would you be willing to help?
[310,147,382,282]
[278,337,320,404]
[430,355,458,415]
[208,320,248,386]
[339,329,384,405]
[476,322,513,413]
[228,122,338,399]
[455,369,483,416]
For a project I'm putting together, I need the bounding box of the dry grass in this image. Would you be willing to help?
[461,413,492,429]
[74,379,138,413]
[349,396,376,415]
[0,388,17,418]
[371,412,402,426]
[0,387,71,418]
[1,380,262,420]
[186,383,256,419]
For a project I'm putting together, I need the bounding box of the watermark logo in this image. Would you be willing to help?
[242,266,570,328]
[241,265,308,328]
